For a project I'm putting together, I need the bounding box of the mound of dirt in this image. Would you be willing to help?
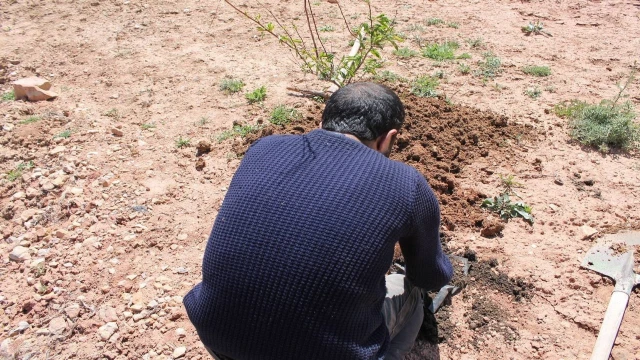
[236,89,535,236]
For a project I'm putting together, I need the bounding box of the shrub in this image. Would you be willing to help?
[411,75,439,97]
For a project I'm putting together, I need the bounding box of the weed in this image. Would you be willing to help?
[522,65,551,77]
[393,47,418,58]
[374,70,405,83]
[6,161,34,182]
[556,70,639,152]
[141,123,156,130]
[309,96,324,104]
[20,116,41,124]
[54,130,72,139]
[553,100,587,118]
[245,86,267,104]
[524,87,542,99]
[482,193,534,224]
[220,78,245,94]
[447,22,459,29]
[270,105,301,126]
[545,85,556,93]
[2,90,15,101]
[36,283,49,295]
[475,52,502,78]
[499,174,523,195]
[175,137,191,148]
[426,18,444,26]
[411,75,439,97]
[457,53,471,59]
[466,37,484,48]
[521,21,549,36]
[433,70,446,79]
[319,25,334,32]
[422,41,459,61]
[195,117,210,127]
[33,262,46,278]
[406,24,425,33]
[104,108,119,119]
[216,124,262,142]
[458,63,471,75]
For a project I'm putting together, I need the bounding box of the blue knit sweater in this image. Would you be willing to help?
[184,129,453,360]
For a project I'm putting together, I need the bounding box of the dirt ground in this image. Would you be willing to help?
[1,0,640,359]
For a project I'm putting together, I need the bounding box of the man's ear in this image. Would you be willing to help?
[376,129,398,157]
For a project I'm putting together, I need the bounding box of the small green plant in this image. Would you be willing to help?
[245,86,267,104]
[499,174,523,195]
[54,130,72,139]
[175,137,191,148]
[33,262,46,278]
[216,124,262,142]
[457,53,471,59]
[433,70,446,79]
[20,116,41,124]
[557,69,639,152]
[458,63,471,75]
[426,18,444,26]
[141,123,156,130]
[220,78,245,94]
[1,90,15,101]
[393,47,418,58]
[521,21,549,36]
[411,75,439,97]
[270,105,300,126]
[522,65,551,77]
[524,87,542,99]
[466,37,484,48]
[422,41,459,61]
[318,25,334,32]
[6,161,34,182]
[406,24,425,33]
[475,52,502,78]
[447,22,459,29]
[37,283,50,295]
[374,70,405,83]
[481,193,534,224]
[195,117,210,127]
[104,108,119,119]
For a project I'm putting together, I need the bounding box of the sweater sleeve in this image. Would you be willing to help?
[399,173,454,291]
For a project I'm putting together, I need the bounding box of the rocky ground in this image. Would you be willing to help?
[1,0,640,359]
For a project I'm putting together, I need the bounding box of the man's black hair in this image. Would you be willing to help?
[321,82,405,141]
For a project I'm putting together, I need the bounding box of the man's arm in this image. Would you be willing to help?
[399,174,453,291]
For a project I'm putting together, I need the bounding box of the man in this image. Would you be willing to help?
[184,82,453,360]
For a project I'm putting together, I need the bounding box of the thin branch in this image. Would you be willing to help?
[304,0,320,59]
[335,1,356,37]
[307,0,328,55]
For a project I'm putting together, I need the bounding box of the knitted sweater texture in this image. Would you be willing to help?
[184,129,453,360]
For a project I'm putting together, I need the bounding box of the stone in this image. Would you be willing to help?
[69,187,83,196]
[9,246,31,262]
[177,233,188,241]
[581,225,598,240]
[548,204,559,212]
[12,77,58,101]
[11,191,25,199]
[172,347,186,358]
[48,316,67,334]
[99,306,118,322]
[55,229,69,239]
[110,127,124,137]
[26,187,40,198]
[98,322,118,340]
[175,328,186,337]
[49,146,66,155]
[2,123,14,132]
[20,209,38,222]
[52,175,68,187]
[65,303,81,319]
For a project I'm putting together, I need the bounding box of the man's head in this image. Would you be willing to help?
[321,82,405,157]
